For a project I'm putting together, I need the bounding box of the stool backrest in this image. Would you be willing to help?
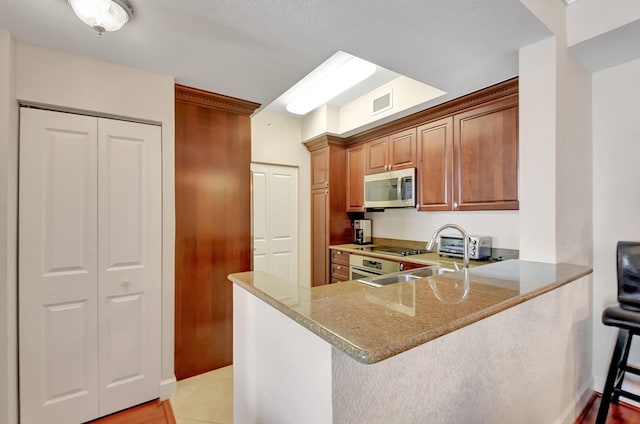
[618,241,640,311]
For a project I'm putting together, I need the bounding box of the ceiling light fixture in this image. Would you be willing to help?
[286,55,377,115]
[68,0,134,36]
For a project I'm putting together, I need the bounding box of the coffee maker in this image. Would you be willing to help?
[353,219,372,245]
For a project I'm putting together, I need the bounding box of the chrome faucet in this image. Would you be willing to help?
[426,223,470,270]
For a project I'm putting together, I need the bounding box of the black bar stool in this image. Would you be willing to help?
[596,241,640,423]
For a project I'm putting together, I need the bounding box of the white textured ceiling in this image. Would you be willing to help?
[0,0,551,111]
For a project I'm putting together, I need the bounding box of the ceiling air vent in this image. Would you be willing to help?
[372,91,392,115]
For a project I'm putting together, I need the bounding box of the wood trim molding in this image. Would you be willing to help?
[175,84,261,116]
[345,77,518,146]
[304,134,347,152]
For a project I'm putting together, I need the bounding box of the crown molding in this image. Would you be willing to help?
[175,84,261,116]
[304,134,347,152]
[345,77,518,146]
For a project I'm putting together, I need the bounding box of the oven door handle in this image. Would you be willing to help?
[397,177,402,201]
[350,265,386,280]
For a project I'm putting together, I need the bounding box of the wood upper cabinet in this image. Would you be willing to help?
[389,128,417,169]
[365,128,417,174]
[417,96,518,211]
[365,136,388,174]
[346,144,366,212]
[311,148,330,189]
[417,117,454,211]
[453,95,519,210]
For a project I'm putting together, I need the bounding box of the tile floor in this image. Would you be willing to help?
[170,365,233,424]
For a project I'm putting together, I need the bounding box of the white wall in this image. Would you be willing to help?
[251,111,311,287]
[301,105,336,141]
[554,40,593,266]
[233,285,333,423]
[567,0,640,46]
[338,76,445,135]
[366,209,519,250]
[518,0,593,267]
[0,28,18,424]
[592,57,640,390]
[518,37,558,262]
[13,42,177,399]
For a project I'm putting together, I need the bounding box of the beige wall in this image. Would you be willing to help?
[0,28,18,424]
[3,41,177,409]
[518,37,558,262]
[251,110,311,287]
[337,76,445,135]
[567,0,640,46]
[592,57,640,393]
[519,0,593,267]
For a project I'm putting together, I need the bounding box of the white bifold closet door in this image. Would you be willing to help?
[19,108,161,424]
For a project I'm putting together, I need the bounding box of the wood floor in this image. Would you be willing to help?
[87,400,175,424]
[577,393,640,424]
[84,390,640,424]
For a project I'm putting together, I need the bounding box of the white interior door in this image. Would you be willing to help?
[97,118,161,415]
[251,163,299,301]
[19,108,99,424]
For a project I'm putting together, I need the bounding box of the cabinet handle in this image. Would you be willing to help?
[325,181,329,186]
[453,202,458,210]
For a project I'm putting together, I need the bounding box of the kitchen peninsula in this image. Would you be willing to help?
[230,260,592,424]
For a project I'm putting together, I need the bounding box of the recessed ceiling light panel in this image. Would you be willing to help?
[286,55,377,115]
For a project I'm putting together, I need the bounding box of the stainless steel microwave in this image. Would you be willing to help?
[364,168,416,208]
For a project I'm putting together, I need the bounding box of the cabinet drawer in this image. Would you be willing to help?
[331,263,349,281]
[331,249,349,266]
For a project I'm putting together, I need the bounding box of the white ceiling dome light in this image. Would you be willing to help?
[67,0,134,35]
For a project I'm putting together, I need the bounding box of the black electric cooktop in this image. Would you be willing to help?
[353,245,426,257]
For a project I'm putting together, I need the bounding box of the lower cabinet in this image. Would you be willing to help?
[18,108,162,424]
[330,249,350,282]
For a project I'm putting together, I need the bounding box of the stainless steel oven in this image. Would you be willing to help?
[349,254,400,281]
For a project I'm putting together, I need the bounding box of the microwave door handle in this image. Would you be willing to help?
[397,177,402,201]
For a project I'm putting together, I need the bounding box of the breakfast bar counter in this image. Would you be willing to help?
[230,260,593,424]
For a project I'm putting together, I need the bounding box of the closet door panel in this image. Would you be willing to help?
[97,118,162,416]
[19,108,99,424]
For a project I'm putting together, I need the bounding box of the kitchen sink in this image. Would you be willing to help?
[357,266,452,287]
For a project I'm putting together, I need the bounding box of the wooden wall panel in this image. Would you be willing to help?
[175,85,259,380]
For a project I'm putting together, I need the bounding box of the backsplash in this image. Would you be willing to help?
[372,237,519,261]
[365,207,520,250]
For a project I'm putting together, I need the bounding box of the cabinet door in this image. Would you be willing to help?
[346,144,366,212]
[454,96,519,210]
[311,147,330,189]
[97,118,161,416]
[19,108,100,424]
[311,188,329,286]
[417,117,453,211]
[365,136,389,174]
[389,128,417,170]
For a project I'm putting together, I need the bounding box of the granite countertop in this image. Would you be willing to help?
[229,260,592,364]
[329,243,494,268]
